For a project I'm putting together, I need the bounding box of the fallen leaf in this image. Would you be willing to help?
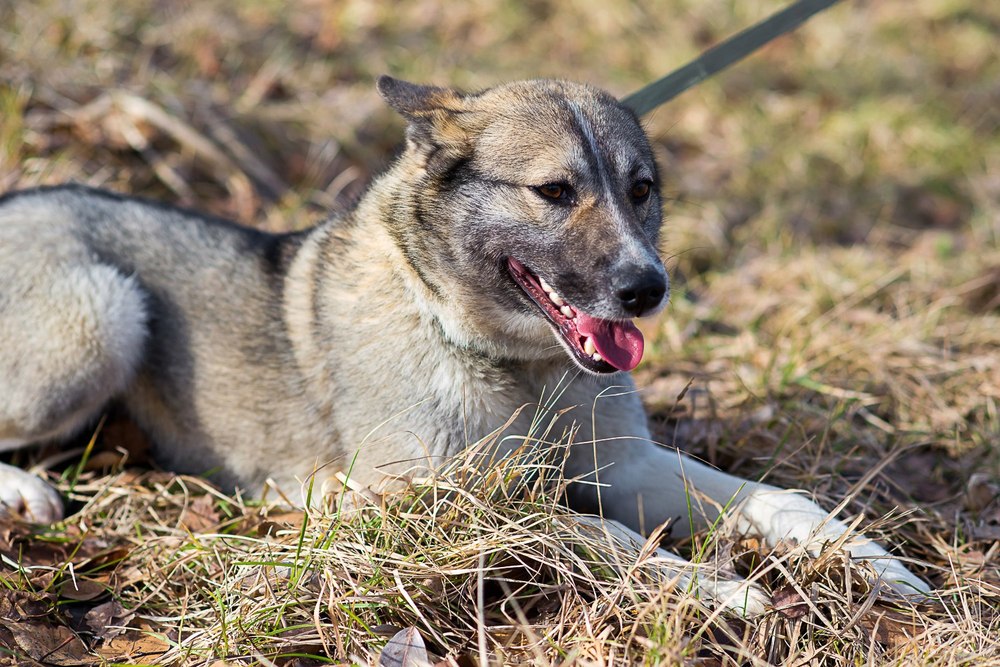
[379,627,432,667]
[965,473,1000,513]
[3,620,95,666]
[109,564,146,593]
[859,606,919,649]
[256,509,306,537]
[81,450,128,472]
[772,585,809,619]
[94,623,170,662]
[1,525,115,574]
[59,577,108,602]
[83,600,135,641]
[27,570,58,591]
[0,624,42,666]
[180,494,221,533]
[0,589,55,620]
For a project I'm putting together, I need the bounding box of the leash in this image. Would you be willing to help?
[622,0,844,116]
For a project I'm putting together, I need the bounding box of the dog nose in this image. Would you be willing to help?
[616,268,667,316]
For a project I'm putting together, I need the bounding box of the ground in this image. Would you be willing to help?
[1,0,998,664]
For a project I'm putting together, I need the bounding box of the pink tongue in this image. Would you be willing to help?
[576,313,645,371]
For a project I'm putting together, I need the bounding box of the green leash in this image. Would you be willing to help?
[622,0,844,116]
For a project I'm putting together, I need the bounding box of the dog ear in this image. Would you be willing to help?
[377,76,472,172]
[376,76,463,117]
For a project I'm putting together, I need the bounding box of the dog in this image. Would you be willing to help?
[0,77,928,614]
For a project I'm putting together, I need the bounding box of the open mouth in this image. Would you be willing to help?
[506,257,644,374]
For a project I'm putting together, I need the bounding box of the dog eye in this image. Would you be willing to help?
[534,183,573,203]
[630,180,652,202]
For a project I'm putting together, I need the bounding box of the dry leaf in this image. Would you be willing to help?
[83,600,135,641]
[3,620,95,666]
[95,623,170,661]
[180,494,221,532]
[109,564,145,593]
[772,585,809,619]
[379,627,432,667]
[857,605,922,649]
[79,546,132,571]
[0,589,54,620]
[80,450,127,472]
[59,577,108,602]
[965,473,1000,513]
[256,509,306,536]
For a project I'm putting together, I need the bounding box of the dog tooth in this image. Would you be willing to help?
[539,277,553,293]
[592,353,603,362]
[560,305,573,318]
[583,336,596,355]
[549,292,565,306]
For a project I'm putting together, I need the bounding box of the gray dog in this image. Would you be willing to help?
[0,77,928,613]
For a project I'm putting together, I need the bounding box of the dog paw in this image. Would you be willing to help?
[740,487,931,596]
[0,463,64,523]
[681,570,770,617]
[851,549,931,597]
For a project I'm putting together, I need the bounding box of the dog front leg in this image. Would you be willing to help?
[563,435,773,614]
[564,435,757,538]
[567,437,929,597]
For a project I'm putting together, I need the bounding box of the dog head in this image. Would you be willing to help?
[377,76,668,374]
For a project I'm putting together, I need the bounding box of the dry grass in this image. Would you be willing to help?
[2,0,999,664]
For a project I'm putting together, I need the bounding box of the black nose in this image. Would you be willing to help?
[616,267,668,316]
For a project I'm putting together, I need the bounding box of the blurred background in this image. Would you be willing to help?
[2,0,998,509]
[3,1,995,246]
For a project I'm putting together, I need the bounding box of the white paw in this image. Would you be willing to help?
[842,544,931,596]
[0,463,64,523]
[740,487,930,596]
[677,568,770,617]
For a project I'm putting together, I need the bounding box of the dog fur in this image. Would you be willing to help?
[0,77,928,614]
